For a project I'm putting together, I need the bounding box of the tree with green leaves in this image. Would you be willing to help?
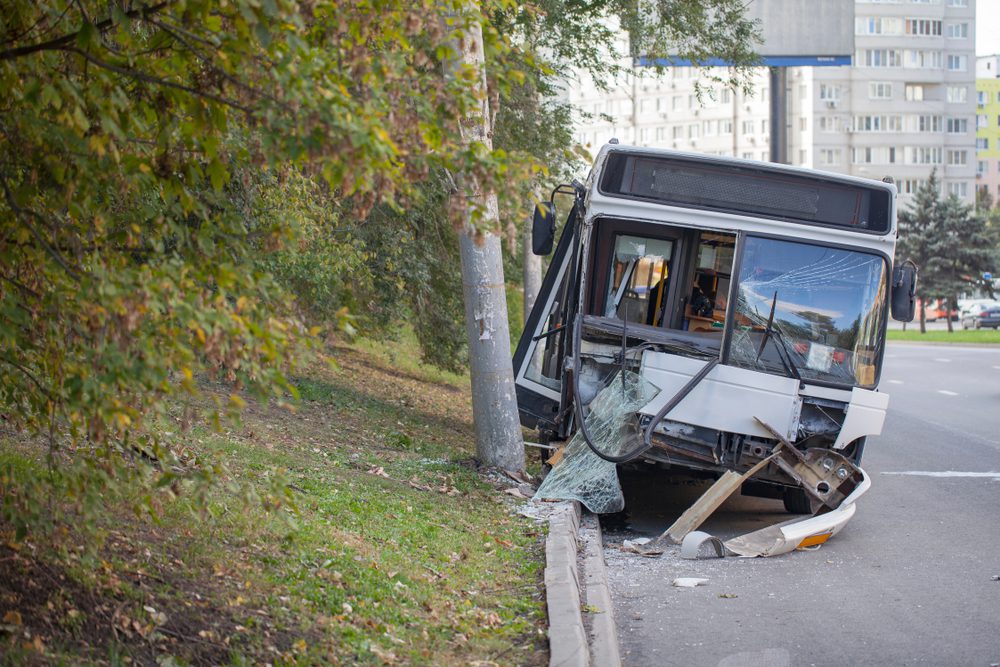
[0,0,537,533]
[897,171,993,333]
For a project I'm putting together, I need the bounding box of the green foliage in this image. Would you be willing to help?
[897,170,994,329]
[0,0,533,536]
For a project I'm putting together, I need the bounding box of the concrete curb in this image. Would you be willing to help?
[580,513,622,667]
[544,502,622,667]
[545,501,587,667]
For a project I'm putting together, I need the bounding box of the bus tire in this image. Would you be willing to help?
[782,488,813,514]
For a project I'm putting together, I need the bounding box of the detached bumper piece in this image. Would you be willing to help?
[640,418,869,558]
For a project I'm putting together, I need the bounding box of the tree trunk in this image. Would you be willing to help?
[522,194,542,323]
[447,14,524,472]
[945,296,954,333]
[919,300,927,334]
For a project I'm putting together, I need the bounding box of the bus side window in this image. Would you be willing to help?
[604,235,675,327]
[684,232,736,333]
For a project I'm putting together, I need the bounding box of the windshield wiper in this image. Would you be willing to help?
[755,292,801,381]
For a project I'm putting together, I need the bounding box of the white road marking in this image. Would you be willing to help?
[937,390,958,396]
[933,358,951,363]
[881,471,1000,480]
[887,379,903,384]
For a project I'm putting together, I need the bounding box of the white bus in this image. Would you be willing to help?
[514,143,915,516]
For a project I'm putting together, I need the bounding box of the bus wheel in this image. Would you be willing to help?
[782,487,813,514]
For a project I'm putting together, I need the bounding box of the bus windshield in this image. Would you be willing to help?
[728,237,888,387]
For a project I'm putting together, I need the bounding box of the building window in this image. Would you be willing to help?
[672,126,683,139]
[818,149,841,165]
[947,55,967,72]
[854,115,903,132]
[853,147,874,164]
[901,179,927,195]
[655,127,667,141]
[978,161,988,177]
[978,114,988,128]
[914,115,942,132]
[741,119,755,135]
[688,124,699,139]
[977,91,987,106]
[947,150,968,166]
[905,19,941,36]
[906,147,942,164]
[720,120,733,134]
[799,117,808,131]
[946,23,969,39]
[977,138,989,150]
[819,84,840,101]
[904,50,942,69]
[947,182,968,198]
[741,152,753,160]
[761,119,768,134]
[946,0,968,6]
[869,82,892,99]
[946,118,968,133]
[672,96,681,111]
[906,84,924,101]
[858,49,902,67]
[719,89,731,104]
[857,16,903,35]
[818,116,839,132]
[947,86,967,103]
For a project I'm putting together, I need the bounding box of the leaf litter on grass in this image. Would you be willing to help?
[0,344,547,665]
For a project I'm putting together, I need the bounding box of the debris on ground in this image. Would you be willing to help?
[672,578,709,588]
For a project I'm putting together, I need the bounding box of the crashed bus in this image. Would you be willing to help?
[517,144,917,555]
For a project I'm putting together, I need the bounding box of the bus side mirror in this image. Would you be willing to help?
[891,261,917,323]
[532,202,555,255]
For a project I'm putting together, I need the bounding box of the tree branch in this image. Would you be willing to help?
[0,173,83,281]
[60,46,253,114]
[0,355,54,402]
[0,2,171,61]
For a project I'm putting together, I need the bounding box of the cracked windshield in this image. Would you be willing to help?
[730,236,887,387]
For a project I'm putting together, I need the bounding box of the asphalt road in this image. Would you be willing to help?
[601,342,1000,667]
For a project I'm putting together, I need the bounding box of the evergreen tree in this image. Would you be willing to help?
[897,171,940,333]
[897,170,993,333]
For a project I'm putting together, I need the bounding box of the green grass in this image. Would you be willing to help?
[0,344,546,666]
[887,328,1000,344]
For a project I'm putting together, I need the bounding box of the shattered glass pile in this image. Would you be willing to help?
[534,371,660,513]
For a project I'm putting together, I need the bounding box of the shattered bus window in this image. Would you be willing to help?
[534,371,660,513]
[729,237,888,387]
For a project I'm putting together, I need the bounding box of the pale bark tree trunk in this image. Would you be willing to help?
[946,296,954,333]
[447,14,524,472]
[522,188,542,322]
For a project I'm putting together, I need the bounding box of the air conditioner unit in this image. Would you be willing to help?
[826,100,838,109]
[693,109,700,117]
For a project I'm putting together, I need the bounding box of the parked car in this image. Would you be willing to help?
[960,301,1000,329]
[921,298,958,322]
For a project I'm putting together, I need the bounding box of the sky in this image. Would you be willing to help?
[977,0,1000,56]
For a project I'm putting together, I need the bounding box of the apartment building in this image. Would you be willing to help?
[567,0,977,206]
[976,54,1000,202]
